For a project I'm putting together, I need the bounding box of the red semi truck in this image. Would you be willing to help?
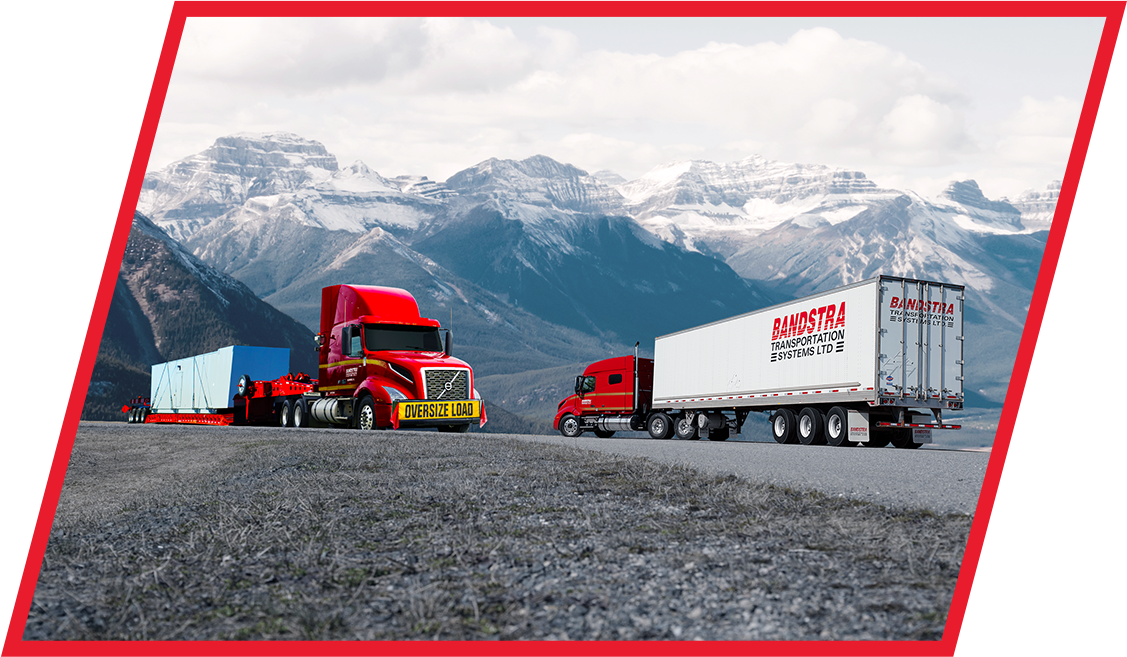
[554,276,963,449]
[126,284,485,432]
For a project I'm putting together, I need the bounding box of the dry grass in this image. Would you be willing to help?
[24,422,971,641]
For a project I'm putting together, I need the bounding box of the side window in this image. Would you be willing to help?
[608,374,622,385]
[581,376,596,393]
[350,327,363,356]
[341,326,362,357]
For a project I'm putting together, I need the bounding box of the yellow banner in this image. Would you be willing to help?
[397,400,480,421]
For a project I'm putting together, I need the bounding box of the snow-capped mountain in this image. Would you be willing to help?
[138,132,340,241]
[617,156,903,257]
[139,132,1059,410]
[445,154,626,214]
[1006,180,1061,232]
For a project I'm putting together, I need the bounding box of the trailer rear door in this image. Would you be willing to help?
[878,278,964,404]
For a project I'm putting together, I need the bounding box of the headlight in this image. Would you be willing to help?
[382,386,408,401]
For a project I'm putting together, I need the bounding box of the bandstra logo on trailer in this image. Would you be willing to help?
[770,301,846,363]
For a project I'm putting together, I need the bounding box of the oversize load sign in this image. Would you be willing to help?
[397,400,480,421]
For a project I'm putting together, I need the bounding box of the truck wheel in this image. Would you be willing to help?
[771,409,797,444]
[355,396,377,430]
[824,407,852,446]
[675,414,698,440]
[292,398,308,428]
[798,408,825,445]
[593,429,615,438]
[559,414,582,438]
[891,428,922,449]
[647,413,674,440]
[279,400,292,427]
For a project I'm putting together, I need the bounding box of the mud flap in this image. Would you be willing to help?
[912,427,933,444]
[847,410,870,443]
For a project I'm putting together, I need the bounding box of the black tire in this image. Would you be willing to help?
[292,398,308,428]
[891,428,923,449]
[771,409,797,444]
[797,408,825,445]
[647,413,673,440]
[593,429,615,439]
[559,414,582,438]
[824,407,852,446]
[438,423,470,433]
[674,414,698,440]
[355,396,377,430]
[127,408,136,423]
[139,408,148,424]
[864,431,892,448]
[278,400,292,427]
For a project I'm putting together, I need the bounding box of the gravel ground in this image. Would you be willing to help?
[23,422,971,642]
[517,434,989,515]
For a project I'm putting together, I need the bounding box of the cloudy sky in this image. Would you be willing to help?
[151,16,1103,200]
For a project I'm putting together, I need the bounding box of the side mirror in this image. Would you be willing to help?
[574,375,584,397]
[444,329,453,357]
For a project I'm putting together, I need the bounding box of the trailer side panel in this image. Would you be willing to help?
[653,279,879,409]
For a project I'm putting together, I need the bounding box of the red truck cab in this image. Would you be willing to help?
[311,284,483,431]
[554,353,653,438]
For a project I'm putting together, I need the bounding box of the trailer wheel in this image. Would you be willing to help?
[675,414,698,440]
[771,409,797,444]
[279,400,292,427]
[864,431,891,448]
[798,408,826,445]
[647,413,674,440]
[891,428,922,449]
[292,398,308,428]
[824,407,852,446]
[593,429,615,438]
[559,414,582,438]
[139,408,148,423]
[355,396,377,430]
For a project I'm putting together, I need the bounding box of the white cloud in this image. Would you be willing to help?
[151,18,1085,196]
[994,96,1082,165]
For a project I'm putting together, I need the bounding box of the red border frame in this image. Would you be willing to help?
[6,3,1117,653]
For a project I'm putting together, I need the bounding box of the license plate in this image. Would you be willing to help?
[397,400,480,421]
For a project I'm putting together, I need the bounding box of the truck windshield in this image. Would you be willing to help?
[364,325,442,352]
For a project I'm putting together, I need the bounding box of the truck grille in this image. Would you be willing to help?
[423,368,470,400]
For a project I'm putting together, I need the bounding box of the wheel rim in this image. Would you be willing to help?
[563,417,578,435]
[678,418,693,436]
[358,404,374,430]
[652,418,665,434]
[294,404,303,427]
[774,416,785,437]
[280,406,288,427]
[799,414,811,437]
[828,415,842,440]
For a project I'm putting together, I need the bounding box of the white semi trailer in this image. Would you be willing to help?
[555,275,965,448]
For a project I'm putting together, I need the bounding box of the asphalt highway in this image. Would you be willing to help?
[513,433,990,515]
